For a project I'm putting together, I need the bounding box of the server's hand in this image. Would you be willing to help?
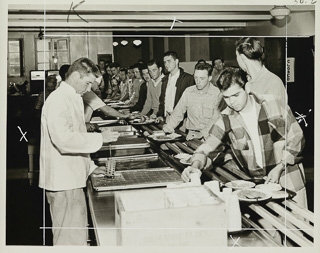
[155,116,164,123]
[150,114,157,119]
[181,166,202,183]
[265,164,283,184]
[186,131,202,141]
[162,124,174,133]
[91,166,107,176]
[101,130,120,143]
[86,123,99,132]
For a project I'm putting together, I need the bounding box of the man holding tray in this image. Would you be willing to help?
[182,67,307,208]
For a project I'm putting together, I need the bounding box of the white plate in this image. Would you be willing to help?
[235,189,272,202]
[225,180,256,190]
[271,190,289,199]
[255,183,282,192]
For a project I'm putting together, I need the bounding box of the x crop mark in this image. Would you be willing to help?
[166,17,183,30]
[230,235,241,248]
[17,126,28,142]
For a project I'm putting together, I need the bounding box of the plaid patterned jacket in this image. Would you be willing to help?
[192,93,306,192]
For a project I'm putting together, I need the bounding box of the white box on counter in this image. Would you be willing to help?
[114,186,227,246]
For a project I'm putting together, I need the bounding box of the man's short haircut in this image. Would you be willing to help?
[65,58,100,80]
[197,59,207,64]
[147,59,162,69]
[194,63,213,76]
[132,63,143,71]
[212,57,224,65]
[59,64,71,81]
[109,62,121,69]
[216,67,247,91]
[235,37,264,62]
[119,68,128,74]
[163,51,179,60]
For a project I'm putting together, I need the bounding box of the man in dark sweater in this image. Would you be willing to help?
[156,51,195,122]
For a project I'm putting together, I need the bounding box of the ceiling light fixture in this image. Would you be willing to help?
[270,6,291,20]
[38,27,44,40]
[133,39,142,46]
[113,41,119,47]
[120,40,128,46]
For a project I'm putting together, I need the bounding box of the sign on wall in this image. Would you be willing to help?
[287,57,295,83]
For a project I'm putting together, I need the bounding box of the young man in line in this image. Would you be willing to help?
[162,63,221,140]
[156,51,195,122]
[182,67,307,208]
[141,59,164,118]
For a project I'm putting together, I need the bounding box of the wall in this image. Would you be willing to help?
[7,31,113,91]
[230,12,315,36]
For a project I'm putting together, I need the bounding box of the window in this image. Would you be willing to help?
[8,39,24,76]
[36,37,70,70]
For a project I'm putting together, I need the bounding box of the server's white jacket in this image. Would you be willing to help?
[39,82,103,191]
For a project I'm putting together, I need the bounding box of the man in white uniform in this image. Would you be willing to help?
[39,58,120,245]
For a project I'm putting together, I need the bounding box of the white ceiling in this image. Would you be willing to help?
[8,4,315,32]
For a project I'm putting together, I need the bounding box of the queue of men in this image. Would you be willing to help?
[39,37,307,245]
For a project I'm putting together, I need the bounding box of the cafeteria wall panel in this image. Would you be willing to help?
[190,35,210,62]
[152,37,165,63]
[168,37,186,62]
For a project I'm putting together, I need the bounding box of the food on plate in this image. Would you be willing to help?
[237,189,267,200]
[255,183,282,192]
[225,180,255,190]
[174,153,192,160]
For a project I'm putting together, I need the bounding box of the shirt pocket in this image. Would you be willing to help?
[202,105,214,119]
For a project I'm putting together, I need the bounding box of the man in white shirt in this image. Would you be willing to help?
[141,59,164,117]
[39,58,120,245]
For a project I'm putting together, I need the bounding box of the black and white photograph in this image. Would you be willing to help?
[1,0,319,252]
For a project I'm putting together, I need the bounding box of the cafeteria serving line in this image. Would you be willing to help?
[5,3,316,248]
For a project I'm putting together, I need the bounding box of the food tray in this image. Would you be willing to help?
[91,168,183,191]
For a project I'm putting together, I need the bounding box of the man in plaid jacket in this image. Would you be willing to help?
[182,67,307,208]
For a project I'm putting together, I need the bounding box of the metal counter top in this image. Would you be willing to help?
[87,179,275,247]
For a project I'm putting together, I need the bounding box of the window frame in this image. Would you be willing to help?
[8,38,24,77]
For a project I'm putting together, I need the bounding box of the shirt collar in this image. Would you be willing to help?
[152,74,165,87]
[60,81,81,97]
[169,69,180,79]
[192,83,218,95]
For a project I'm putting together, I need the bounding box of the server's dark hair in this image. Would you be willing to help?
[163,51,179,60]
[147,59,162,69]
[235,37,264,62]
[194,63,213,76]
[216,67,248,91]
[109,62,121,68]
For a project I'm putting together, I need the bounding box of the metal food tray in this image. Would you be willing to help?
[94,154,162,171]
[100,137,150,150]
[91,167,182,191]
